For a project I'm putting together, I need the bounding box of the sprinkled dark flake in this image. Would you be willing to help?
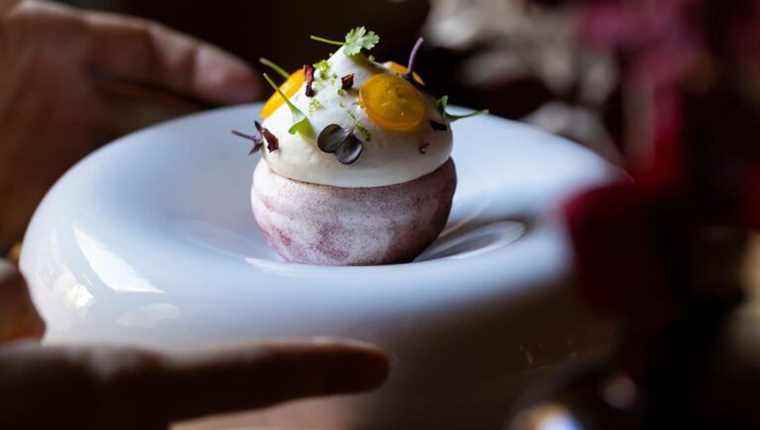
[304,64,316,97]
[430,120,448,131]
[341,73,354,91]
[419,142,431,154]
[255,121,280,152]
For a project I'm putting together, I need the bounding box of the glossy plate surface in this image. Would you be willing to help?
[20,103,619,429]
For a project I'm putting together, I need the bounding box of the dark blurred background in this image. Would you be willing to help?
[56,0,620,162]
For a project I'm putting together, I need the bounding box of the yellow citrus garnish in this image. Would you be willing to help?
[260,69,305,119]
[384,61,425,85]
[360,73,426,132]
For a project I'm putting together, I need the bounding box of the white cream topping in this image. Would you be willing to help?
[260,48,453,188]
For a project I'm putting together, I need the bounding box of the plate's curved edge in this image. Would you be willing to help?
[19,104,623,307]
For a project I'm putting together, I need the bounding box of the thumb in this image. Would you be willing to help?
[84,11,261,105]
[0,259,45,343]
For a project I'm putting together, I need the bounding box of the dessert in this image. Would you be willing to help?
[234,27,485,265]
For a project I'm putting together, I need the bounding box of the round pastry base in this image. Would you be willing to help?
[251,159,456,266]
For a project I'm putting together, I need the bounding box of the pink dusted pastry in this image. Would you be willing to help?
[233,27,486,265]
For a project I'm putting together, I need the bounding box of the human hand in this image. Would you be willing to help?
[0,0,261,248]
[0,338,389,430]
[0,259,44,342]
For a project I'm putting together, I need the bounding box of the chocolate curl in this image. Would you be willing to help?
[304,64,316,97]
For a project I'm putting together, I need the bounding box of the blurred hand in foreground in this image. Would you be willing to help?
[0,0,261,248]
[0,262,389,429]
[0,3,389,428]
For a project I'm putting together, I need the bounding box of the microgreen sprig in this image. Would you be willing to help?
[259,58,290,80]
[262,73,313,136]
[437,95,489,122]
[404,37,424,83]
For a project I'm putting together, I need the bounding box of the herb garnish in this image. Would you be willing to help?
[308,99,324,113]
[437,95,489,122]
[344,27,380,55]
[341,74,354,91]
[231,128,263,155]
[404,37,424,85]
[346,109,372,142]
[259,58,290,80]
[310,27,380,56]
[314,60,331,79]
[254,121,279,152]
[263,73,313,136]
[317,124,364,165]
[304,64,316,97]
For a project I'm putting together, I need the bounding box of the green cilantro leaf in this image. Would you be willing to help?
[263,73,313,136]
[343,27,379,56]
[310,27,380,57]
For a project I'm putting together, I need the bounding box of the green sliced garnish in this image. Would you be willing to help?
[263,73,313,136]
[437,95,489,122]
[314,59,331,79]
[308,99,324,114]
[310,27,380,57]
[259,58,290,80]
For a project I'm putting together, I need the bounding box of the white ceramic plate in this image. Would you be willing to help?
[21,104,619,429]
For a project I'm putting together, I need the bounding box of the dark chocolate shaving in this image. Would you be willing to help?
[404,37,424,85]
[419,142,431,154]
[341,73,354,91]
[318,124,351,153]
[430,120,448,131]
[255,121,279,152]
[231,129,263,155]
[304,64,316,97]
[336,134,364,165]
[317,123,365,164]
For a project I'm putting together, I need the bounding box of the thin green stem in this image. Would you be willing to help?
[446,109,490,122]
[310,35,345,47]
[262,73,299,113]
[259,58,290,80]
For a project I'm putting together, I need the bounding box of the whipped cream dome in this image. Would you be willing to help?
[260,48,453,188]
